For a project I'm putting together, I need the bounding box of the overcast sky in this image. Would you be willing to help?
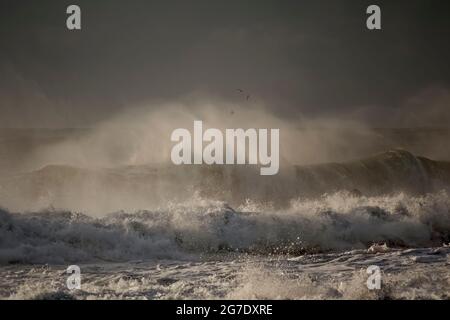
[0,0,449,128]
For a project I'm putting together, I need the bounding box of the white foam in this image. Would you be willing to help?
[1,191,449,264]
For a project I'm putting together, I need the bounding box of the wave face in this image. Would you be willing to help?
[0,150,450,214]
[1,191,450,265]
[294,149,450,197]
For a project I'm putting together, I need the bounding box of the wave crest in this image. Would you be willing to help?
[1,191,449,264]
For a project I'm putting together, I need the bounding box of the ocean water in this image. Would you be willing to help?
[1,247,449,300]
[0,149,449,299]
[1,191,449,299]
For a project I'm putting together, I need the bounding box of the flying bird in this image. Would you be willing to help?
[236,89,250,100]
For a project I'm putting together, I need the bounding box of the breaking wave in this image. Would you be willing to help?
[1,191,449,265]
[1,150,450,215]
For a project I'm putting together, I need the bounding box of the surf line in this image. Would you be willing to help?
[170,120,279,175]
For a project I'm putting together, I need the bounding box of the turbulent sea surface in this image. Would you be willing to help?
[0,147,449,299]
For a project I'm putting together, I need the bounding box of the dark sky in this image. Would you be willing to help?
[0,0,449,127]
